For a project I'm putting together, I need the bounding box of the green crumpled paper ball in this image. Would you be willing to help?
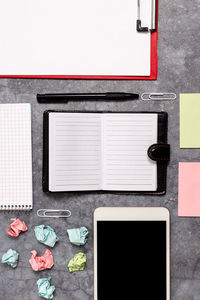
[68,252,87,272]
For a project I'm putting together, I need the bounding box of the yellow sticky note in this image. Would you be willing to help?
[180,93,200,148]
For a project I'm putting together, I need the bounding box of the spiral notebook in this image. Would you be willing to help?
[0,104,33,210]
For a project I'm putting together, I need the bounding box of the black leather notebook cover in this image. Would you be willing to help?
[43,111,170,195]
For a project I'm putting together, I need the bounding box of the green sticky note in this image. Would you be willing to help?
[180,93,200,148]
[1,249,19,268]
[34,225,59,248]
[67,227,88,246]
[68,252,87,272]
[37,276,55,299]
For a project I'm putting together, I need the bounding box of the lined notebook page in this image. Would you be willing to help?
[102,114,158,191]
[0,104,32,210]
[49,113,101,191]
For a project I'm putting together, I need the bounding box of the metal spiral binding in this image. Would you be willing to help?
[0,205,32,215]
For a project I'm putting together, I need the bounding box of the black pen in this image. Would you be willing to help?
[37,92,139,103]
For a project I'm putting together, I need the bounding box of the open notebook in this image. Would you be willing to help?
[43,112,169,194]
[0,104,32,210]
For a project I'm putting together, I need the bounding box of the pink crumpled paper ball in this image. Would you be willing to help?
[7,218,28,237]
[29,249,54,271]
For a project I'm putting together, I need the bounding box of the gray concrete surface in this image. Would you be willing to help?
[0,0,200,299]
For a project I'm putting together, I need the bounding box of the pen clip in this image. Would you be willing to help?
[37,209,72,218]
[141,93,176,101]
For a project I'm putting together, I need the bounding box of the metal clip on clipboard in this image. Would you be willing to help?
[37,209,71,218]
[141,93,176,101]
[137,0,157,32]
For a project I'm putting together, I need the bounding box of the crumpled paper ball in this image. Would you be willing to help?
[1,249,19,268]
[34,225,59,247]
[7,218,28,237]
[68,252,87,272]
[67,227,88,246]
[29,249,54,271]
[37,276,55,299]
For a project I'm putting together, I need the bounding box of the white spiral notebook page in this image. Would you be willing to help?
[48,113,157,192]
[0,104,32,210]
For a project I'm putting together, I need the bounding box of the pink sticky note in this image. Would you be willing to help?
[7,218,28,237]
[178,162,200,216]
[29,249,54,271]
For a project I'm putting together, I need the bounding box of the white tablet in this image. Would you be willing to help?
[94,207,170,300]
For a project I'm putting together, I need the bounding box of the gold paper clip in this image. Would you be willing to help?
[37,209,71,218]
[141,93,176,101]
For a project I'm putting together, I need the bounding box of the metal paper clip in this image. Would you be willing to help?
[37,209,71,218]
[141,93,176,101]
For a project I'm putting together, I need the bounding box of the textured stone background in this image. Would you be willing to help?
[0,0,200,299]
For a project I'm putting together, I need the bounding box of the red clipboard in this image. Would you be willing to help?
[0,3,158,80]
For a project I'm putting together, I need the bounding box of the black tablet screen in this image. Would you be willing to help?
[97,221,166,300]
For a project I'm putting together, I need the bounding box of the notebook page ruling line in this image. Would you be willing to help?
[48,113,102,192]
[102,113,158,191]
